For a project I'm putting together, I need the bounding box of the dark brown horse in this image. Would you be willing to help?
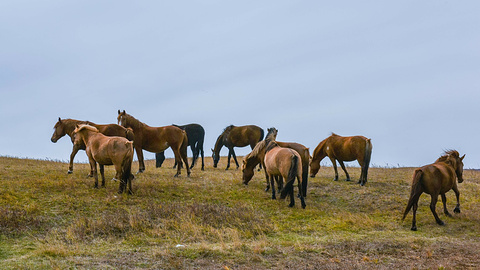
[242,128,310,197]
[264,141,306,209]
[310,133,372,186]
[212,125,264,170]
[73,124,134,194]
[51,118,134,174]
[117,110,190,177]
[402,150,465,231]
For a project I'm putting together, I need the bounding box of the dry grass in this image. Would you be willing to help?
[1,156,480,269]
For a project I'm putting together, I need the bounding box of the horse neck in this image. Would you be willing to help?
[63,119,86,138]
[313,139,328,160]
[125,115,148,131]
[213,134,224,154]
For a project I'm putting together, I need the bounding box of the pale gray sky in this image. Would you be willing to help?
[1,1,479,168]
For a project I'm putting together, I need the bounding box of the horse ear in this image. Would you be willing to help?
[58,117,62,122]
[461,154,465,161]
[118,110,121,114]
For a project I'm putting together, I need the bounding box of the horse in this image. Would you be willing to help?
[51,117,134,174]
[310,133,372,186]
[264,141,306,209]
[402,150,465,231]
[242,127,310,197]
[73,124,134,194]
[212,125,264,170]
[155,123,205,170]
[117,110,190,177]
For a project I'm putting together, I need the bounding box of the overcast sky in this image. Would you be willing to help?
[1,1,479,169]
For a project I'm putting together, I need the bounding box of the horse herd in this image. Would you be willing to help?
[51,110,465,231]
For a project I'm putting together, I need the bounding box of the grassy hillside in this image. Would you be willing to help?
[1,156,479,269]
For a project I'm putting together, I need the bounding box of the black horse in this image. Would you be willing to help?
[155,123,205,170]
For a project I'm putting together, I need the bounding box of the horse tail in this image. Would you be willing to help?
[302,148,310,197]
[361,138,372,184]
[121,141,134,194]
[259,128,265,142]
[281,155,299,199]
[402,169,423,220]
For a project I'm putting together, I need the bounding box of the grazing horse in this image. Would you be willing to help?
[73,124,134,194]
[242,127,310,197]
[310,133,372,186]
[402,150,465,231]
[212,125,264,170]
[264,141,306,209]
[117,110,190,177]
[51,118,134,174]
[155,123,205,170]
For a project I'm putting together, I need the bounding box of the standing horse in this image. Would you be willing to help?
[73,124,134,194]
[242,127,310,197]
[51,118,134,174]
[402,150,465,231]
[310,133,372,186]
[155,123,205,170]
[212,125,264,170]
[117,110,190,177]
[264,141,306,209]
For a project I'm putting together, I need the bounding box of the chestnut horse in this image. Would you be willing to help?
[51,118,134,174]
[264,141,306,209]
[242,127,310,197]
[310,133,372,186]
[212,125,264,170]
[402,150,465,231]
[73,125,134,194]
[117,110,190,177]
[155,123,205,170]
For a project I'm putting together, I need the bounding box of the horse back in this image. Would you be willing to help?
[265,147,301,177]
[327,135,368,161]
[140,125,184,152]
[419,163,457,194]
[88,134,132,165]
[228,125,263,147]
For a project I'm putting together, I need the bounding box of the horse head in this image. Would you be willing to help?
[117,110,127,127]
[51,117,66,143]
[241,159,255,185]
[265,127,278,143]
[440,150,465,183]
[211,148,220,168]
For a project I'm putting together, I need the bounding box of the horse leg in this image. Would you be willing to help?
[180,147,191,177]
[429,194,444,225]
[270,175,276,200]
[231,149,240,169]
[298,176,306,209]
[411,199,418,231]
[89,159,99,189]
[338,160,350,181]
[441,193,452,217]
[200,147,205,171]
[329,157,339,181]
[69,143,81,174]
[453,185,461,213]
[99,164,106,187]
[189,144,197,169]
[155,152,165,168]
[135,146,145,173]
[226,150,232,170]
[264,164,270,192]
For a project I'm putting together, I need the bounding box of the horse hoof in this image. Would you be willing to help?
[136,170,144,174]
[67,170,73,174]
[345,178,351,182]
[302,204,306,209]
[411,226,417,231]
[454,207,461,214]
[288,203,294,208]
[437,220,445,226]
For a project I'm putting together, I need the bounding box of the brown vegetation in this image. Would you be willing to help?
[1,156,479,269]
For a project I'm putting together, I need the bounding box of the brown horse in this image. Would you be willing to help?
[310,133,372,186]
[117,110,190,177]
[402,150,465,231]
[73,124,134,194]
[51,118,134,174]
[242,127,310,197]
[264,141,306,209]
[212,125,264,170]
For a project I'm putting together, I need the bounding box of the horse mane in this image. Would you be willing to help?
[75,124,99,133]
[436,150,460,164]
[244,140,267,161]
[123,113,147,129]
[265,127,277,143]
[265,141,279,153]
